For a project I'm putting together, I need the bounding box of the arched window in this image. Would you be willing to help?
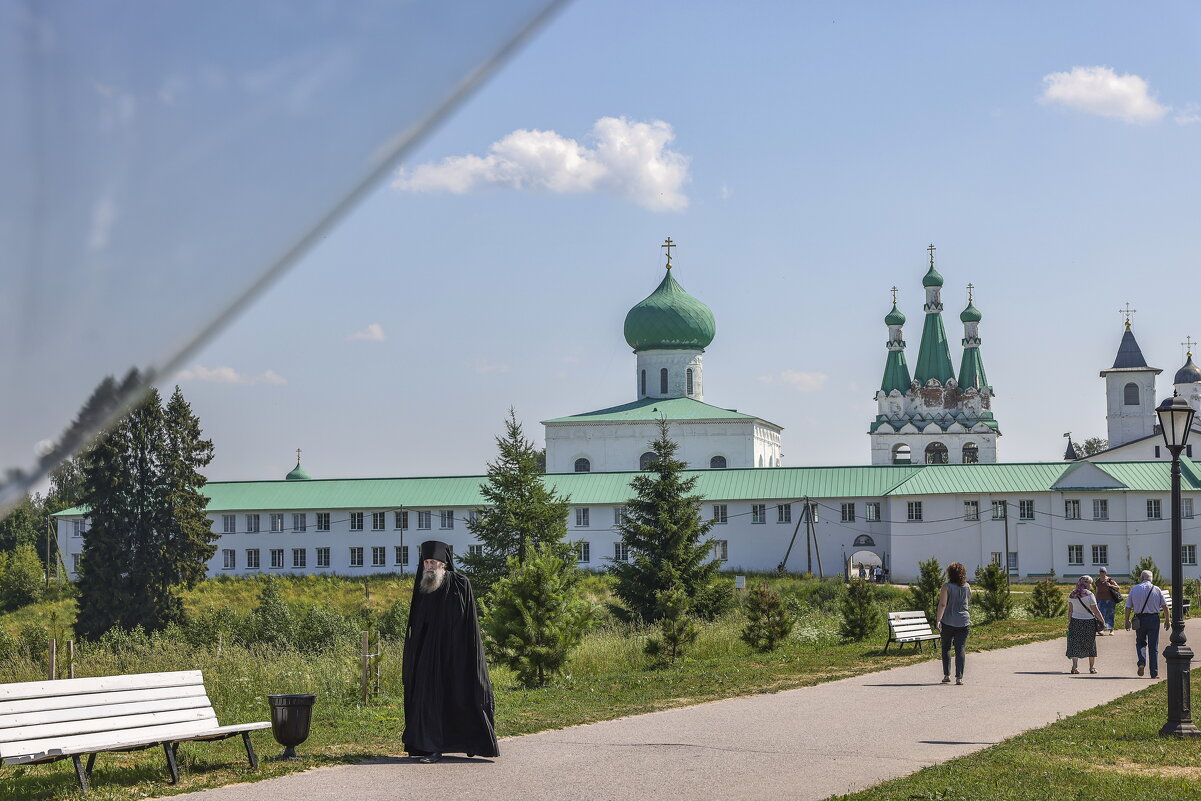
[892,444,911,464]
[925,442,949,464]
[710,455,727,469]
[640,369,646,396]
[1124,382,1140,406]
[639,451,657,470]
[660,368,668,394]
[686,368,694,395]
[574,458,590,473]
[962,443,979,464]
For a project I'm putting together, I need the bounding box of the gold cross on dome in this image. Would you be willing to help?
[1184,337,1197,359]
[967,283,974,304]
[295,447,302,463]
[1120,303,1137,329]
[661,237,676,268]
[890,286,898,304]
[927,243,936,266]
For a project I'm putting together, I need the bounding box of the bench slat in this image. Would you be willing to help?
[0,708,217,748]
[0,695,212,731]
[2,721,271,764]
[0,685,208,717]
[887,611,929,620]
[0,671,202,702]
[890,623,935,634]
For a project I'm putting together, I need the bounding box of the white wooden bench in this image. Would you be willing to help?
[0,670,271,793]
[1162,589,1191,618]
[884,611,942,653]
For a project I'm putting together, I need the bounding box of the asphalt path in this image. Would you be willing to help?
[171,623,1178,801]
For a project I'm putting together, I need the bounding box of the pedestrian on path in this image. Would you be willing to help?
[1093,568,1122,635]
[1065,575,1105,673]
[935,561,971,685]
[1124,569,1168,678]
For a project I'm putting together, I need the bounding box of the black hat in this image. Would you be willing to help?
[419,540,452,566]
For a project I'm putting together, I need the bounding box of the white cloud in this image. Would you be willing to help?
[1040,66,1168,124]
[759,370,828,392]
[393,117,690,211]
[474,361,511,375]
[346,323,386,342]
[1175,103,1201,125]
[176,366,286,385]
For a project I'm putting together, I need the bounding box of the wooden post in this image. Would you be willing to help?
[360,631,370,705]
[48,638,57,680]
[68,640,75,679]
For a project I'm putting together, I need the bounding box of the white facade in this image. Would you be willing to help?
[870,417,999,466]
[635,349,704,401]
[545,418,781,473]
[1103,367,1160,448]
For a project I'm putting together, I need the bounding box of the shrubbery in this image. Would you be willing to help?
[1028,576,1066,618]
[974,563,1014,622]
[1131,556,1163,587]
[0,545,44,611]
[909,558,942,620]
[741,583,793,652]
[838,579,880,641]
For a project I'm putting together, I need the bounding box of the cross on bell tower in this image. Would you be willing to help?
[1120,303,1137,330]
[661,237,676,268]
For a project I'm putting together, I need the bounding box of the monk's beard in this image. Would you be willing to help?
[419,566,446,593]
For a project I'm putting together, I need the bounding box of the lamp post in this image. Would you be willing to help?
[1155,393,1201,737]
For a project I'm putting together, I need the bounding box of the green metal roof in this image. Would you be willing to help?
[958,346,989,392]
[542,396,772,425]
[913,309,956,385]
[880,350,912,395]
[52,460,1201,519]
[623,268,716,351]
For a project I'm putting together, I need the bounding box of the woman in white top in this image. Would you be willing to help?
[1065,575,1106,674]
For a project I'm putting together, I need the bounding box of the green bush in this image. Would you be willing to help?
[838,579,880,641]
[974,563,1014,622]
[1130,556,1163,587]
[645,583,698,666]
[741,582,793,652]
[378,597,411,641]
[0,544,44,611]
[240,579,295,648]
[1028,576,1066,618]
[295,605,360,652]
[908,557,942,620]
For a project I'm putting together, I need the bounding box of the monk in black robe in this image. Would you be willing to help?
[402,540,499,763]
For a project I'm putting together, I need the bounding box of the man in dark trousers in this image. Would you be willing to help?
[402,540,499,763]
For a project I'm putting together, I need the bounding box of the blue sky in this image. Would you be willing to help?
[171,1,1201,481]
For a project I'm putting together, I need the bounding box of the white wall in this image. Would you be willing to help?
[545,419,780,473]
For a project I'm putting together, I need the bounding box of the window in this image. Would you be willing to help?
[1148,499,1163,520]
[1155,446,1161,458]
[1065,500,1081,520]
[841,503,856,522]
[712,504,728,524]
[270,513,284,532]
[806,502,819,522]
[1007,552,1018,573]
[223,515,236,534]
[417,511,432,529]
[372,546,386,567]
[372,512,385,531]
[991,501,1007,520]
[1124,382,1140,405]
[892,444,912,464]
[292,513,307,532]
[576,541,590,563]
[990,552,1002,566]
[614,507,628,525]
[865,502,881,522]
[350,512,364,531]
[72,519,88,537]
[712,540,728,561]
[1091,545,1108,565]
[316,547,330,568]
[686,368,694,395]
[395,545,409,566]
[395,510,408,529]
[72,553,81,572]
[467,544,483,557]
[316,513,330,532]
[710,455,727,469]
[640,369,646,396]
[963,501,979,521]
[924,442,949,465]
[246,548,260,569]
[962,443,979,464]
[349,547,364,567]
[639,451,657,470]
[270,549,284,569]
[1068,545,1083,566]
[292,548,306,569]
[1092,500,1108,520]
[575,507,590,527]
[1185,499,1195,519]
[660,367,668,394]
[1019,500,1035,520]
[468,510,480,526]
[777,503,792,524]
[907,501,922,521]
[614,542,630,562]
[1183,545,1197,566]
[246,514,260,533]
[752,504,766,524]
[575,457,591,473]
[222,549,235,570]
[439,510,454,529]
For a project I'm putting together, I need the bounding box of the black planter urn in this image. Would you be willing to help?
[267,694,316,759]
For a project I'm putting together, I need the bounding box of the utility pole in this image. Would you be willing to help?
[1002,500,1011,576]
[808,500,824,578]
[805,500,812,574]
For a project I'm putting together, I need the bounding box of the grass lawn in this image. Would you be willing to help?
[833,672,1201,801]
[0,576,1066,801]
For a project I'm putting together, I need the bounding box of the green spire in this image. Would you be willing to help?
[881,350,912,394]
[958,346,988,391]
[914,312,956,384]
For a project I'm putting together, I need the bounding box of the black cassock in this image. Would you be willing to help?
[402,569,499,757]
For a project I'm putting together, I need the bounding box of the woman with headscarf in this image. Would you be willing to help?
[1066,575,1106,674]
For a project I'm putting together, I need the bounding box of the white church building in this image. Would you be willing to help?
[53,245,1201,583]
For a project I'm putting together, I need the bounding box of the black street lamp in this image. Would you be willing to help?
[1155,393,1201,737]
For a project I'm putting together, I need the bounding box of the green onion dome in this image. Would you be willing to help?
[884,304,906,326]
[623,269,716,351]
[922,264,944,288]
[285,461,311,481]
[960,302,982,323]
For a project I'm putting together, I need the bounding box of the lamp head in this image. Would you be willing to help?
[1156,392,1196,450]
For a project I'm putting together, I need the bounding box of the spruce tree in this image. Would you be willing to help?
[908,557,943,620]
[644,581,698,666]
[974,562,1014,622]
[610,420,732,622]
[459,409,572,598]
[483,540,592,687]
[741,582,793,652]
[1028,576,1066,618]
[1131,555,1163,587]
[838,579,879,641]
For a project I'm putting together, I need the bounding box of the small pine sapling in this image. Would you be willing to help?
[1028,575,1065,618]
[974,563,1014,622]
[645,583,698,666]
[741,582,793,652]
[1130,556,1163,588]
[908,557,942,620]
[838,579,880,641]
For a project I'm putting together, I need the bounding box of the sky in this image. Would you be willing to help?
[165,1,1201,482]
